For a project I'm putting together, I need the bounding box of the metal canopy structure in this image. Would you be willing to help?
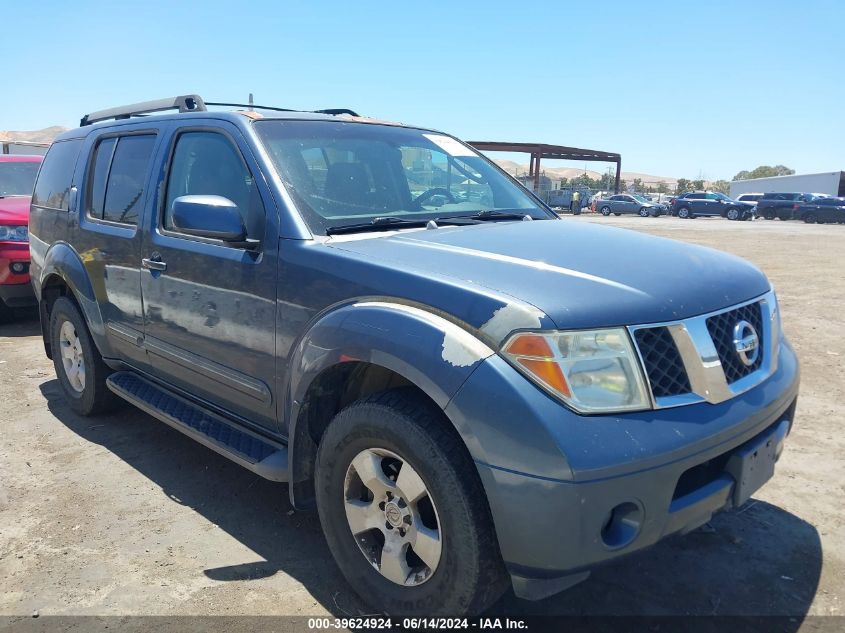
[467,141,622,194]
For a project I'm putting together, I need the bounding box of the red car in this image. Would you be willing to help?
[0,154,42,321]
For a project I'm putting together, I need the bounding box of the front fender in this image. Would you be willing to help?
[38,241,111,357]
[285,300,496,497]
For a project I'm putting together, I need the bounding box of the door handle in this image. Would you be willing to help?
[142,255,167,272]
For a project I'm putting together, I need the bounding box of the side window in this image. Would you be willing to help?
[164,131,265,240]
[32,139,83,210]
[86,134,156,225]
[687,193,704,199]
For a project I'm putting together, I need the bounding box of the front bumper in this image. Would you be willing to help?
[445,339,800,599]
[0,242,34,307]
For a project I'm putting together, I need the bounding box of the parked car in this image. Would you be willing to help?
[794,197,845,224]
[735,193,764,209]
[0,154,42,321]
[29,95,800,616]
[671,191,755,220]
[595,194,665,217]
[756,192,821,221]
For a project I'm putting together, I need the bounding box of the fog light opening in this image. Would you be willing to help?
[600,501,643,550]
[10,262,26,274]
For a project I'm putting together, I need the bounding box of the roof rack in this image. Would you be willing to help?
[80,95,206,126]
[80,95,361,127]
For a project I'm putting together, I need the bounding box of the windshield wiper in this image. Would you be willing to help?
[467,210,538,221]
[325,216,430,235]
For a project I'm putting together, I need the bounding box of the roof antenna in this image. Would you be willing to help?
[248,93,254,112]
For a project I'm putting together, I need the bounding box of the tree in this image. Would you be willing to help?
[632,178,644,192]
[711,179,730,194]
[656,182,669,194]
[676,178,692,194]
[691,179,705,191]
[733,165,794,181]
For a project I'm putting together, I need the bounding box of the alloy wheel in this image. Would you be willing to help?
[59,320,86,393]
[343,448,442,587]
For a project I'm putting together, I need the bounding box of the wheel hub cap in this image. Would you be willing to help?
[343,448,442,587]
[59,320,85,393]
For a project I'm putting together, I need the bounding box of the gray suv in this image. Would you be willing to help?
[29,95,800,616]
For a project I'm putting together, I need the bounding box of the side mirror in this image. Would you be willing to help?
[171,195,247,242]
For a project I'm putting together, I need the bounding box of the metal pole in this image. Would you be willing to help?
[533,151,541,193]
[614,159,622,194]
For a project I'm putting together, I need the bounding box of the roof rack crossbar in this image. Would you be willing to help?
[314,108,360,116]
[204,101,297,113]
[80,95,207,127]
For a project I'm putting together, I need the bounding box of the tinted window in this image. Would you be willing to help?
[86,137,117,219]
[101,135,156,225]
[32,139,83,210]
[687,193,705,199]
[164,131,265,240]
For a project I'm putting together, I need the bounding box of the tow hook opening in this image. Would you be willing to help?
[600,501,643,549]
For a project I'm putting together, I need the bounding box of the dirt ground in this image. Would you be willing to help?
[1,215,843,620]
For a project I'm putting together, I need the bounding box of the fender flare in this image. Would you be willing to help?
[284,299,501,500]
[38,242,112,358]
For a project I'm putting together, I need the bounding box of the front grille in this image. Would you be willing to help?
[634,327,691,397]
[706,301,764,383]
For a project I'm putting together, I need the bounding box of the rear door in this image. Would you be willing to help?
[76,128,162,368]
[140,121,280,432]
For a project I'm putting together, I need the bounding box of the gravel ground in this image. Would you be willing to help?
[1,215,843,621]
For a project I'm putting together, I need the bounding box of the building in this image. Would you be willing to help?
[729,171,845,198]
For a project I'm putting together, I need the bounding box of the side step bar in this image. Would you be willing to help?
[106,371,289,482]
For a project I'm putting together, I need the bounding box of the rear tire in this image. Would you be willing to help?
[49,296,119,416]
[315,389,508,616]
[678,207,691,219]
[803,212,817,224]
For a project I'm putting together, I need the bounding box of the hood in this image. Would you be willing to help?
[0,196,31,225]
[328,219,771,329]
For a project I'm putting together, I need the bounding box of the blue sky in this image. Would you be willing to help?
[3,0,842,180]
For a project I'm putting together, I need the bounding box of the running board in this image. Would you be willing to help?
[106,371,289,482]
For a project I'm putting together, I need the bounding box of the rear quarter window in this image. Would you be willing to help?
[32,139,84,210]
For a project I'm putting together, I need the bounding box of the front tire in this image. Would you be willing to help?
[315,390,507,616]
[49,296,119,416]
[600,206,611,216]
[726,208,740,221]
[638,207,649,217]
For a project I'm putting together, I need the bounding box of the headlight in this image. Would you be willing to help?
[502,328,651,414]
[0,225,28,242]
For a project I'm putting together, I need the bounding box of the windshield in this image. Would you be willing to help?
[713,192,732,201]
[254,120,550,234]
[0,161,40,197]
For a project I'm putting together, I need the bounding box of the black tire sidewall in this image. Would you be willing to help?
[315,398,501,615]
[49,297,106,416]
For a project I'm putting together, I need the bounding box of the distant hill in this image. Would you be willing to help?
[491,159,677,187]
[0,126,67,144]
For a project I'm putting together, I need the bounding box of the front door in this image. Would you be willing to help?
[140,122,279,432]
